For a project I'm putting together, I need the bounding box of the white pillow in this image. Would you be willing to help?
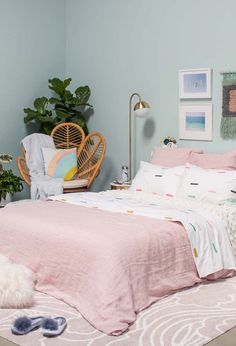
[131,161,185,196]
[178,164,236,203]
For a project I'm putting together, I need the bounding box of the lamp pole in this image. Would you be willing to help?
[129,93,141,181]
[128,93,150,181]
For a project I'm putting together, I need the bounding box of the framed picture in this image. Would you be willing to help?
[179,103,213,141]
[179,68,212,99]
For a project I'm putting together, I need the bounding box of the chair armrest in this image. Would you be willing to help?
[77,132,106,188]
[16,156,31,186]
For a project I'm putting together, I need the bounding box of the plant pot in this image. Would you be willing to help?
[0,193,12,207]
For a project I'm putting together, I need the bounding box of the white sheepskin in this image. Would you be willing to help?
[0,255,35,308]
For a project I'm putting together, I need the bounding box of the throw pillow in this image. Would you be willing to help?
[178,164,236,204]
[131,161,185,196]
[41,147,77,181]
[150,147,203,167]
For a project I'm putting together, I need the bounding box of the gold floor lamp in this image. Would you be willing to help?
[129,92,150,181]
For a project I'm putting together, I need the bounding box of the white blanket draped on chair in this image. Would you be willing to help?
[21,133,63,200]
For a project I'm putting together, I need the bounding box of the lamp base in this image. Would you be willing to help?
[111,181,131,190]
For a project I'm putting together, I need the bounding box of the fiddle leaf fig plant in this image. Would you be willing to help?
[24,97,53,134]
[0,154,23,202]
[24,78,92,135]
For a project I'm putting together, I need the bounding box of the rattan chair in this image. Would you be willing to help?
[17,123,106,193]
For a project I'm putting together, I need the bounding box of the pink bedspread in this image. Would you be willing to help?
[0,201,210,334]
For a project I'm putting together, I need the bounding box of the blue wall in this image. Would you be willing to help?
[0,0,65,198]
[2,1,236,196]
[65,0,236,190]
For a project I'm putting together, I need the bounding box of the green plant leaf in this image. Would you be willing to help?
[48,78,72,97]
[55,110,72,119]
[40,122,54,134]
[23,77,92,135]
[63,90,74,102]
[23,107,38,115]
[72,118,85,127]
[72,110,84,118]
[49,97,64,105]
[72,118,89,135]
[33,97,49,114]
[0,169,23,201]
[23,108,39,123]
[23,108,39,122]
[24,114,37,123]
[74,86,91,104]
[37,115,54,123]
[83,123,89,136]
[74,101,92,107]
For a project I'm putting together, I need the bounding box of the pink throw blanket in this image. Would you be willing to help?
[0,201,226,334]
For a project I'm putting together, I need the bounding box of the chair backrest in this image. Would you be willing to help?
[51,122,85,149]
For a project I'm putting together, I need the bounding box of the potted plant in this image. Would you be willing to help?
[0,154,23,206]
[23,77,92,135]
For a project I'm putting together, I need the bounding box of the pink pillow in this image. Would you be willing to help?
[150,147,203,167]
[189,151,236,170]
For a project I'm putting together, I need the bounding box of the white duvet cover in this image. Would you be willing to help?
[51,190,236,277]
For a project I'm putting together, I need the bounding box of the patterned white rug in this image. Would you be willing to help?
[0,277,236,346]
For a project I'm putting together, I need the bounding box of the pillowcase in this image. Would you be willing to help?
[189,151,236,170]
[41,147,77,181]
[150,147,203,167]
[131,161,185,196]
[178,164,236,204]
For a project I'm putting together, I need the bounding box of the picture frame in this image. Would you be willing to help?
[179,68,212,99]
[179,103,213,141]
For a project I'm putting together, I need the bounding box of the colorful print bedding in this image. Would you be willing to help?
[0,192,235,335]
[51,190,236,277]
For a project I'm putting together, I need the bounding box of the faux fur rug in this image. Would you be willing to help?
[1,277,236,346]
[0,255,35,309]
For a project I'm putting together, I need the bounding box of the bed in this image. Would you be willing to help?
[0,185,235,335]
[1,146,236,335]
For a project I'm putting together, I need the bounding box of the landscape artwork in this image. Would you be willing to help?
[185,111,205,131]
[179,103,212,141]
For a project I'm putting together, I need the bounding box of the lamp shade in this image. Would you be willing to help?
[134,101,150,118]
